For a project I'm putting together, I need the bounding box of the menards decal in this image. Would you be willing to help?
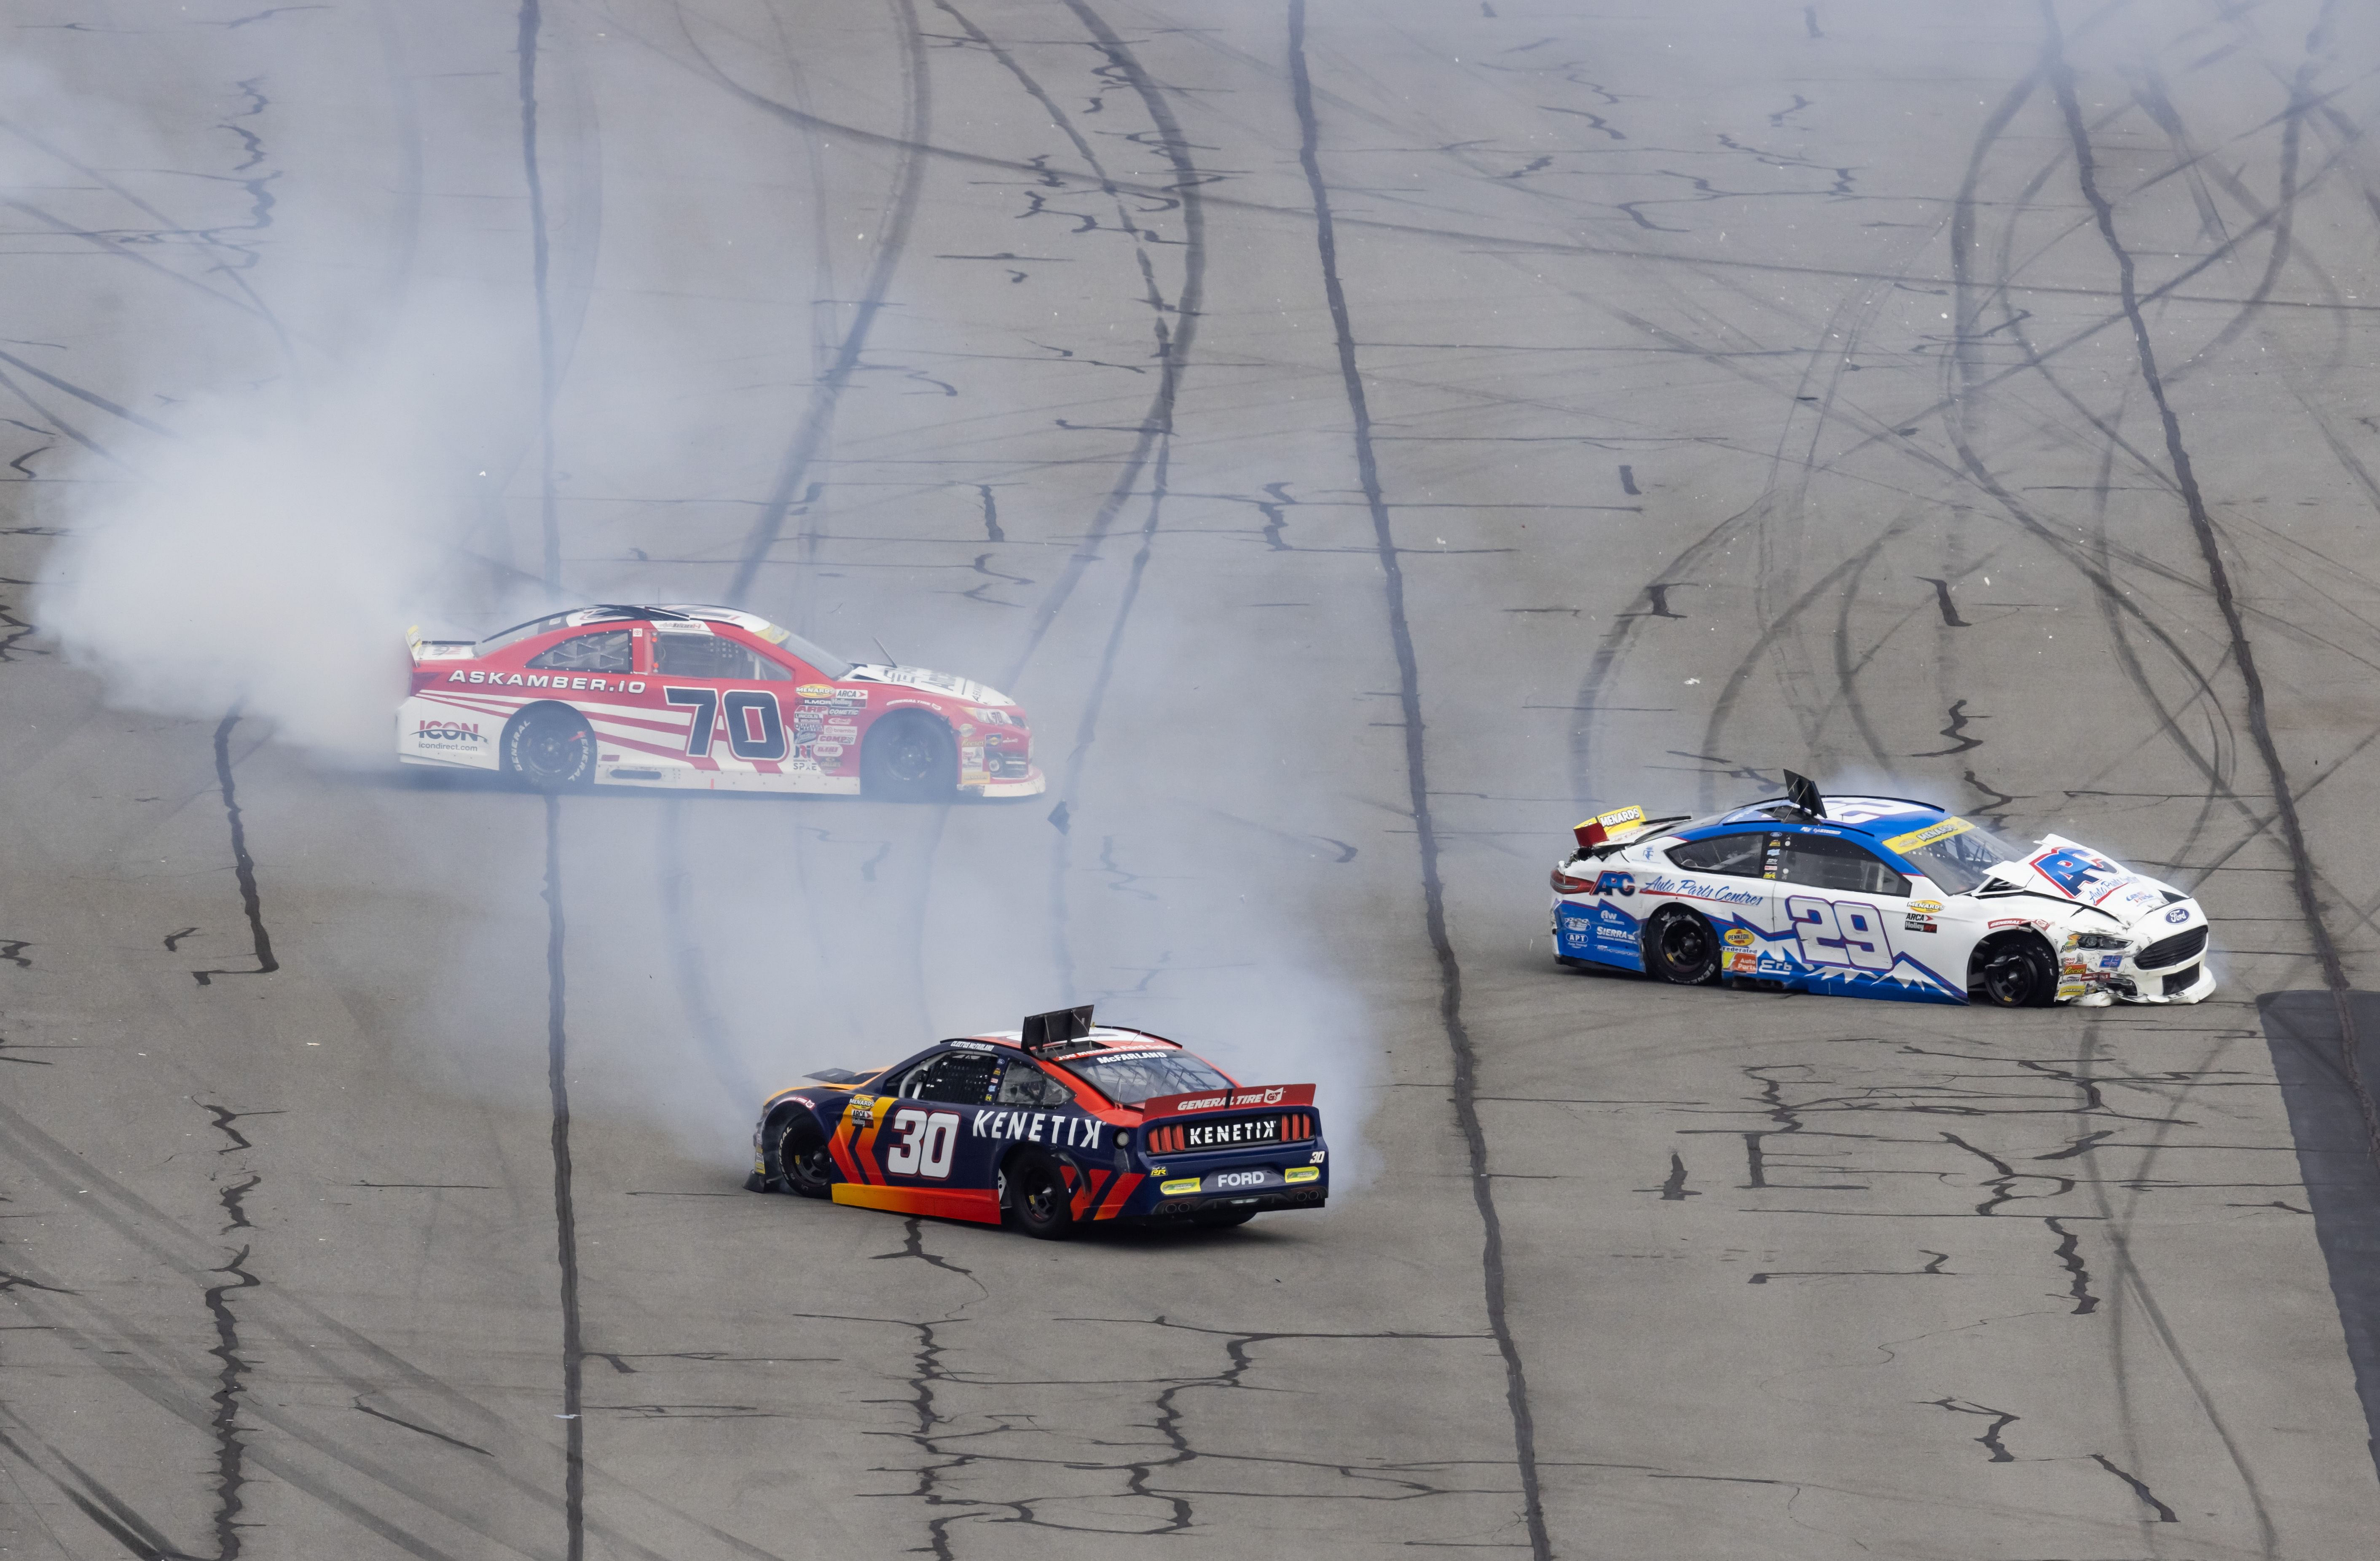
[446,671,648,691]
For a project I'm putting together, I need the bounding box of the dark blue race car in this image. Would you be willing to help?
[746,1006,1328,1237]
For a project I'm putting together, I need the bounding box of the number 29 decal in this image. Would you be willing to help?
[1787,895,1895,972]
[884,1108,960,1179]
[664,687,788,760]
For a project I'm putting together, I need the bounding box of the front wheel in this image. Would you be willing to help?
[861,713,957,802]
[1004,1153,1076,1240]
[1973,935,2060,1008]
[503,705,594,790]
[1644,905,1720,985]
[767,1115,836,1199]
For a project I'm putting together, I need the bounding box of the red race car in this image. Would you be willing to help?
[397,603,1041,800]
[746,1006,1330,1237]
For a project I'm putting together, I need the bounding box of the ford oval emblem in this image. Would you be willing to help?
[2166,905,2189,924]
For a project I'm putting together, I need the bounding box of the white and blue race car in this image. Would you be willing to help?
[1549,773,2212,1008]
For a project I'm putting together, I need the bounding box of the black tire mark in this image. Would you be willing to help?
[1036,0,1207,991]
[539,795,586,1561]
[928,0,1205,692]
[518,0,562,591]
[2037,22,2307,1550]
[2045,0,2372,1159]
[190,710,277,987]
[1288,8,1547,1558]
[708,0,932,607]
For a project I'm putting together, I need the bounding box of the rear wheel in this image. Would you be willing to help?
[1645,905,1720,985]
[1973,935,2059,1008]
[503,704,594,790]
[1005,1153,1076,1240]
[861,713,957,802]
[766,1115,835,1199]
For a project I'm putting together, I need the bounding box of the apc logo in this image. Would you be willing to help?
[1593,871,1636,897]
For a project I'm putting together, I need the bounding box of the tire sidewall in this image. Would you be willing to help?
[769,1114,834,1199]
[1974,934,2058,1008]
[861,712,957,801]
[1005,1151,1075,1239]
[503,704,594,790]
[1647,906,1720,984]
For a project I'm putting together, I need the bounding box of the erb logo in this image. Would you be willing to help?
[1593,871,1635,897]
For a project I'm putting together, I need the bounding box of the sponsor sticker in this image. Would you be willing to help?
[813,741,845,758]
[1723,927,1756,947]
[1909,899,1944,913]
[949,1040,997,1052]
[1904,916,1937,934]
[1284,1166,1321,1184]
[1989,918,2027,929]
[1160,1177,1201,1195]
[1882,817,1975,854]
[1723,950,1758,975]
[1204,1167,1283,1193]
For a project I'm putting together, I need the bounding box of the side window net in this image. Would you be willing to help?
[526,630,633,673]
[1779,834,1910,897]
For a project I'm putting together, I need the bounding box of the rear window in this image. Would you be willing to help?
[1666,831,1770,876]
[1054,1048,1232,1106]
[477,613,574,657]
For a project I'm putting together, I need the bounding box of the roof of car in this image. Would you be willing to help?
[1681,794,1950,844]
[962,1025,1180,1057]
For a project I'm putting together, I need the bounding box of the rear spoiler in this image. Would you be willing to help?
[1572,805,1687,853]
[1140,1083,1316,1118]
[407,625,476,666]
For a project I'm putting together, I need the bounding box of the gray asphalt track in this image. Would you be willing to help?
[6,2,2380,1557]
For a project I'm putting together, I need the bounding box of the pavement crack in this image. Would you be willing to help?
[189,710,276,987]
[2088,1451,2179,1522]
[1929,1396,2019,1461]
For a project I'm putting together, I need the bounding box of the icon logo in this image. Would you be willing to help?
[2165,906,2190,924]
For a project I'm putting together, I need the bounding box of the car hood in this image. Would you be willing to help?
[1964,833,2196,930]
[844,664,1014,707]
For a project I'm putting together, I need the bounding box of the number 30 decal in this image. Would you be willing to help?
[1787,895,1895,971]
[884,1108,959,1179]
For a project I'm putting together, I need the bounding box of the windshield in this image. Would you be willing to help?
[1878,816,2032,895]
[757,624,853,680]
[1054,1048,1232,1106]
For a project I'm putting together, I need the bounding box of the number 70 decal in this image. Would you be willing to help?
[1787,895,1896,971]
[664,687,788,761]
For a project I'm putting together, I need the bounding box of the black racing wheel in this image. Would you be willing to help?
[1004,1152,1076,1241]
[1973,934,2059,1008]
[767,1115,835,1199]
[503,704,595,790]
[861,712,958,802]
[1644,905,1721,985]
